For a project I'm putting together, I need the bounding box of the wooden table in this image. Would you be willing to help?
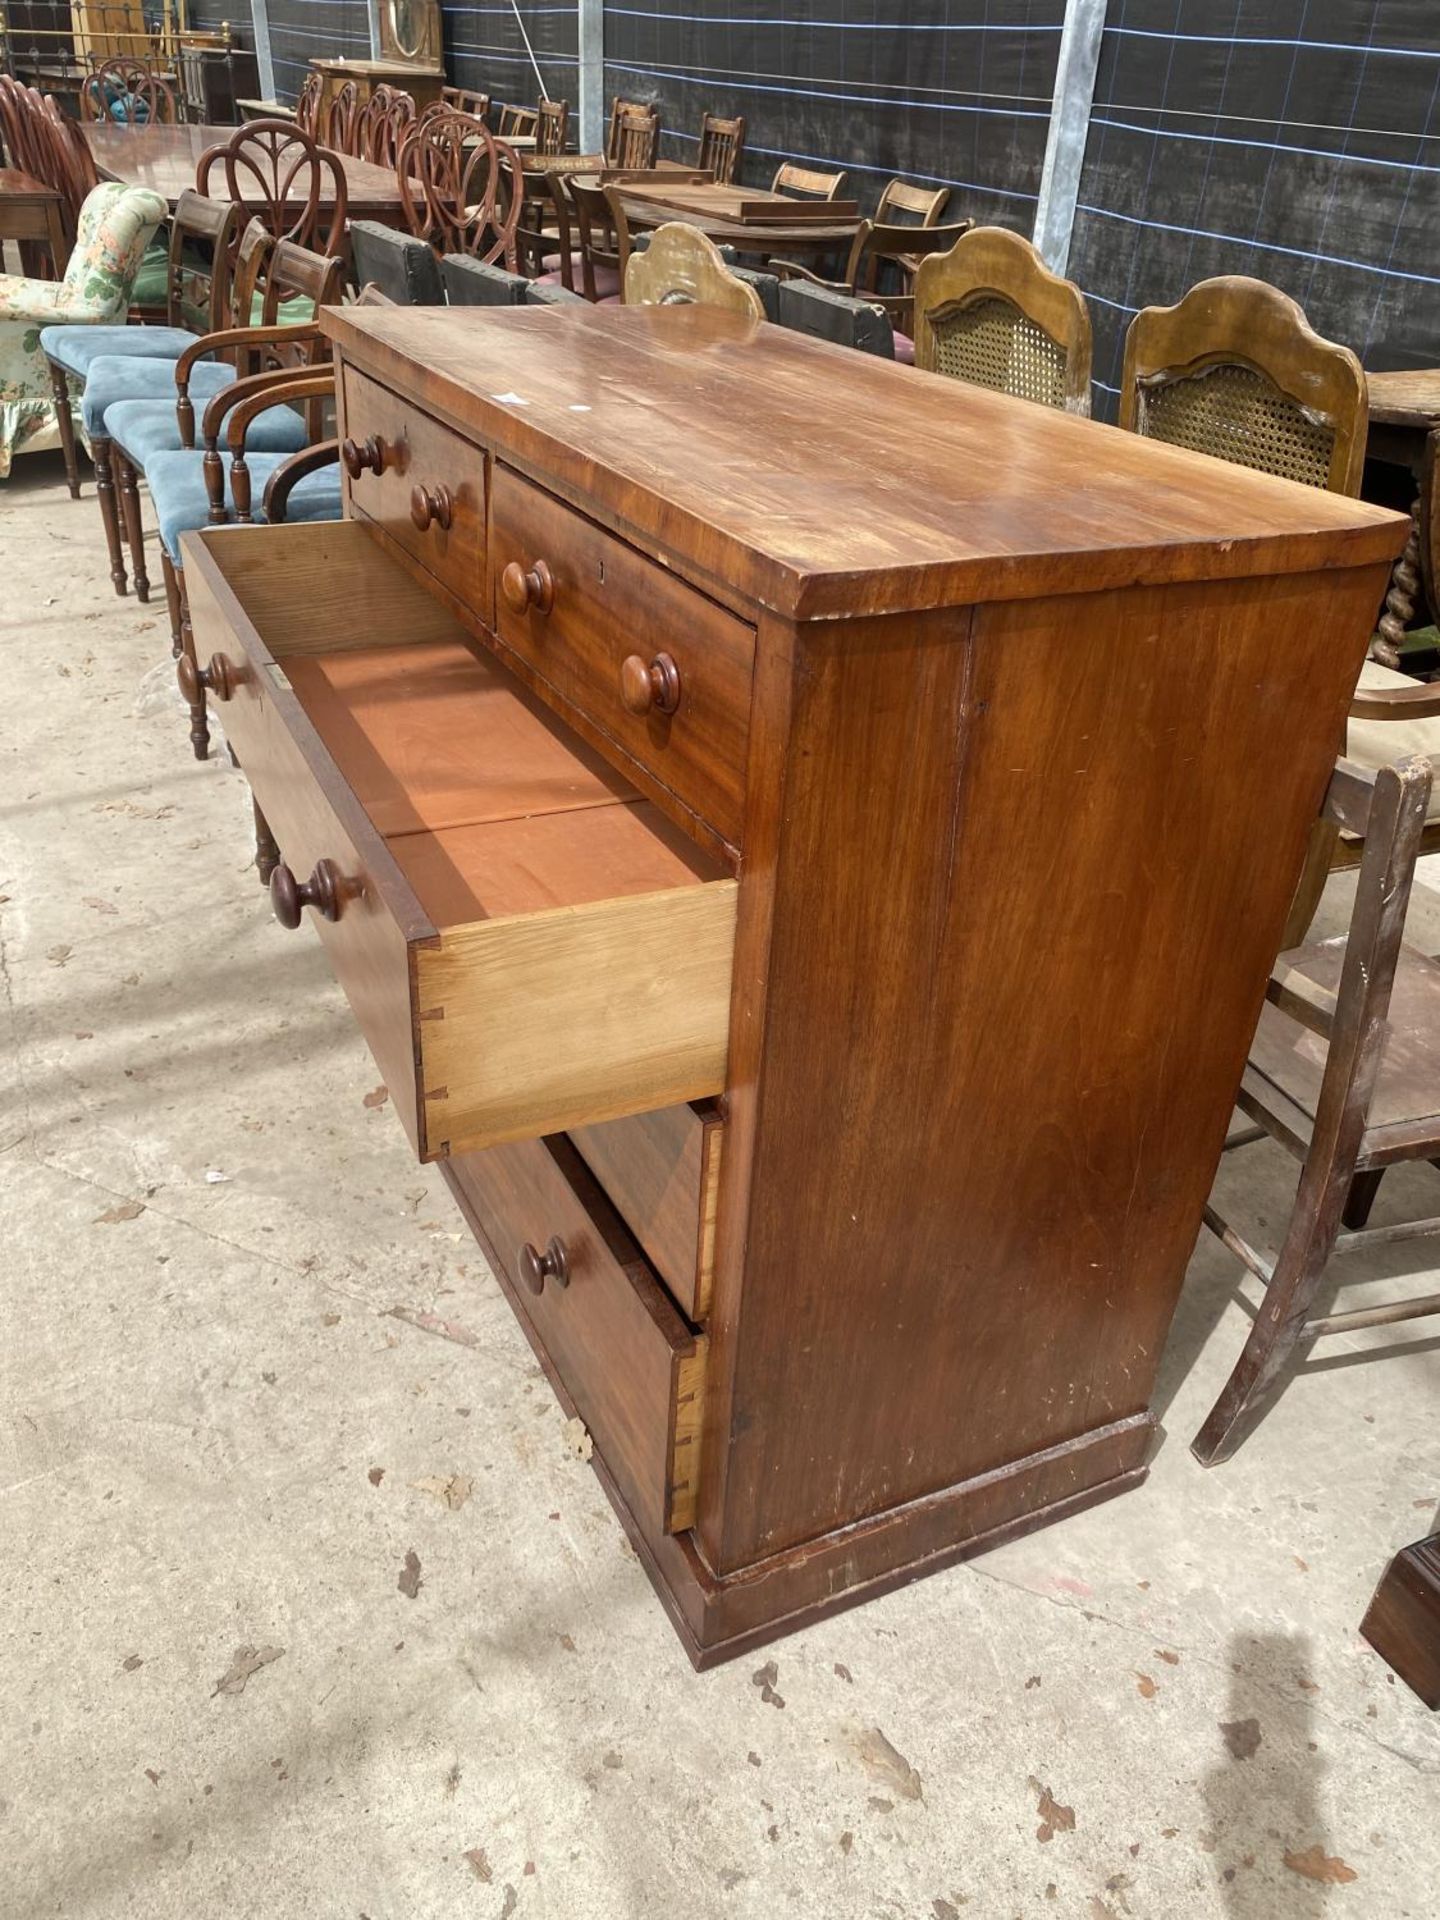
[185,302,1405,1665]
[1366,369,1440,658]
[615,179,862,257]
[81,122,407,226]
[0,167,69,274]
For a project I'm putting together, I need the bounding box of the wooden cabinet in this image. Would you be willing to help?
[183,305,1406,1667]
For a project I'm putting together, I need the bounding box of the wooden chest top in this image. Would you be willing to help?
[322,303,1403,620]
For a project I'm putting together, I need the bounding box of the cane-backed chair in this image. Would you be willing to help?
[913,226,1092,411]
[80,58,178,126]
[196,118,348,256]
[1194,753,1440,1465]
[624,223,764,318]
[1121,275,1440,894]
[697,113,745,184]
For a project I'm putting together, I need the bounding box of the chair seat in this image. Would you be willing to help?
[1248,938,1440,1140]
[1347,661,1440,823]
[539,258,620,301]
[82,355,234,436]
[42,323,201,378]
[892,330,916,365]
[147,449,341,563]
[104,395,309,469]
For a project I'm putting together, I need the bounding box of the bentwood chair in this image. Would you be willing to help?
[697,113,745,184]
[624,223,764,318]
[1121,275,1440,902]
[197,119,348,256]
[295,71,323,137]
[913,226,1092,409]
[1193,752,1440,1465]
[80,58,178,126]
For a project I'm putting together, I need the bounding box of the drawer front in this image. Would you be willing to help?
[569,1103,723,1321]
[341,364,486,607]
[184,534,430,1155]
[491,467,755,846]
[447,1135,706,1537]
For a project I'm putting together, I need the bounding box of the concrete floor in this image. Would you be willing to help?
[1,449,1437,1920]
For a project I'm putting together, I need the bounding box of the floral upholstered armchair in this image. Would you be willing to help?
[0,181,166,478]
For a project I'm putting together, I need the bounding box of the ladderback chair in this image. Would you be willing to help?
[81,57,178,126]
[397,111,520,265]
[1193,753,1440,1465]
[1120,275,1367,493]
[565,176,630,301]
[771,162,847,202]
[875,179,951,227]
[197,119,348,257]
[697,112,745,184]
[624,223,765,318]
[914,226,1093,410]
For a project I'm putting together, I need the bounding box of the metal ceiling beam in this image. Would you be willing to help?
[1032,0,1109,274]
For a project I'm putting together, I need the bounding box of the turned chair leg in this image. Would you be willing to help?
[91,438,128,596]
[1342,1169,1386,1231]
[176,575,210,761]
[45,357,81,499]
[1192,1161,1353,1467]
[160,552,183,658]
[115,452,151,603]
[253,799,279,885]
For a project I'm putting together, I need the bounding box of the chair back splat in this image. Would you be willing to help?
[197,120,349,258]
[1120,275,1367,495]
[624,223,765,319]
[697,112,745,184]
[914,227,1093,414]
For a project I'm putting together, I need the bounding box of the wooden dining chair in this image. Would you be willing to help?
[771,162,847,202]
[874,179,951,227]
[697,112,745,184]
[1193,752,1440,1465]
[776,218,971,360]
[295,72,323,138]
[196,119,348,257]
[357,84,415,167]
[609,103,661,172]
[322,78,361,156]
[396,111,520,266]
[513,166,574,286]
[496,103,540,140]
[913,226,1092,410]
[624,223,764,318]
[441,86,491,120]
[536,98,569,157]
[80,57,178,127]
[1121,275,1440,903]
[565,176,630,301]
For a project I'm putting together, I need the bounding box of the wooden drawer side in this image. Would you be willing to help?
[569,1102,723,1320]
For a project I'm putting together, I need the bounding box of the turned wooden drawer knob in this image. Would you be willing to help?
[410,482,454,533]
[270,858,342,930]
[501,558,555,616]
[340,434,388,479]
[518,1236,569,1296]
[176,651,237,703]
[620,651,681,716]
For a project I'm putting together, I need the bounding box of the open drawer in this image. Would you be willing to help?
[181,521,737,1160]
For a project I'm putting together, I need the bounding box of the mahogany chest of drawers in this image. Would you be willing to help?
[182,304,1404,1666]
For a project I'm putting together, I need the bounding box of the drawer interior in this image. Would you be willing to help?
[282,640,722,928]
